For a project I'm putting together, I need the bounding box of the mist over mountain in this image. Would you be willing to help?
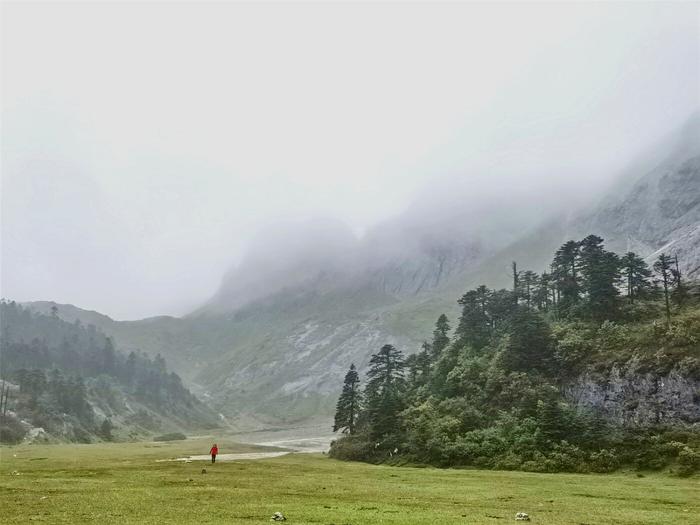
[20,114,700,430]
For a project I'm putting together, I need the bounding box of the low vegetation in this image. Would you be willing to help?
[331,236,700,474]
[154,432,187,442]
[1,440,698,524]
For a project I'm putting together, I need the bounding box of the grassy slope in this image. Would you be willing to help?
[1,441,698,524]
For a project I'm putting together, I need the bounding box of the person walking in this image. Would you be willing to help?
[210,443,218,464]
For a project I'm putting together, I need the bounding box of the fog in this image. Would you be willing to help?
[2,2,698,320]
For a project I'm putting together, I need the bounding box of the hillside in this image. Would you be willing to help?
[0,302,220,443]
[21,115,700,428]
[329,234,700,474]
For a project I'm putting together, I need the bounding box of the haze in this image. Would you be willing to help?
[2,2,698,320]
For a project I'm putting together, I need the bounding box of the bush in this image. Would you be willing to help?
[493,452,522,471]
[153,432,186,442]
[589,449,620,473]
[329,434,374,461]
[0,416,27,444]
[677,447,700,477]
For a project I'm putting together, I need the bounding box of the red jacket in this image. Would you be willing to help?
[210,446,218,455]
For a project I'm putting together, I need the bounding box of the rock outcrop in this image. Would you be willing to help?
[565,361,700,427]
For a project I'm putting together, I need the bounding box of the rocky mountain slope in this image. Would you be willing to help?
[23,115,700,428]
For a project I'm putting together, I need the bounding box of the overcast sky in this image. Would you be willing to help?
[2,2,698,320]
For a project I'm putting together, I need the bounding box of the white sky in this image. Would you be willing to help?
[2,2,698,319]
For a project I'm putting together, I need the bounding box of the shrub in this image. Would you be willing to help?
[677,447,700,477]
[589,449,620,473]
[153,432,186,442]
[328,435,374,461]
[493,452,522,471]
[0,416,27,444]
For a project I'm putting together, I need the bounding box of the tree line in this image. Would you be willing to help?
[331,236,700,475]
[0,301,199,443]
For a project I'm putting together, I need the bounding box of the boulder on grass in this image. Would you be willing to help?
[271,511,286,521]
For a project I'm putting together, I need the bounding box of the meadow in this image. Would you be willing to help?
[1,438,698,524]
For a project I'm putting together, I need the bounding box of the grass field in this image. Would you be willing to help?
[1,438,698,524]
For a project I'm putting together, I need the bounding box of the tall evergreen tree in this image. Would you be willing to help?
[406,342,432,389]
[333,364,361,434]
[102,337,116,375]
[365,344,405,439]
[501,306,553,373]
[430,314,450,360]
[533,271,553,311]
[670,254,688,307]
[552,240,581,313]
[456,287,491,349]
[578,235,620,321]
[520,271,539,308]
[654,253,674,327]
[619,252,654,303]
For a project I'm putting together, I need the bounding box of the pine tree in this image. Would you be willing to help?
[430,314,450,360]
[123,351,137,389]
[501,306,553,373]
[533,271,552,311]
[364,344,405,439]
[670,254,688,307]
[102,338,116,375]
[578,235,620,321]
[456,287,491,349]
[520,271,539,309]
[552,240,581,313]
[333,364,361,434]
[100,418,114,441]
[654,253,674,327]
[619,252,653,303]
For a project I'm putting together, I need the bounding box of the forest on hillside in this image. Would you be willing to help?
[330,235,700,476]
[0,302,218,443]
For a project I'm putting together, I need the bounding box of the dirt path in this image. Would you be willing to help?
[165,433,334,462]
[168,451,290,462]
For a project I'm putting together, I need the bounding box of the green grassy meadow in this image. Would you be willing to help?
[1,439,698,524]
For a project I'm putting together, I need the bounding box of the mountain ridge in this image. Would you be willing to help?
[19,114,700,428]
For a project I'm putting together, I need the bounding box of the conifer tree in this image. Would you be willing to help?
[578,235,620,321]
[456,288,491,349]
[670,254,688,307]
[501,306,553,373]
[552,240,581,313]
[102,338,116,375]
[654,253,674,326]
[430,314,450,359]
[333,364,361,434]
[520,271,539,308]
[619,252,653,303]
[364,344,405,439]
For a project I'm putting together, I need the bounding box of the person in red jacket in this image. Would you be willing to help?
[209,443,218,464]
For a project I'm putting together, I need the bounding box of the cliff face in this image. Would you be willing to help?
[565,361,700,427]
[580,154,700,279]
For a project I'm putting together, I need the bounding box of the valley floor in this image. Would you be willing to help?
[1,438,698,524]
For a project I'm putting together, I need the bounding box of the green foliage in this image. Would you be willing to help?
[333,364,361,434]
[677,446,700,477]
[499,307,553,373]
[0,301,216,442]
[364,344,406,440]
[3,440,698,525]
[330,234,700,474]
[0,415,26,444]
[100,418,114,441]
[153,432,187,441]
